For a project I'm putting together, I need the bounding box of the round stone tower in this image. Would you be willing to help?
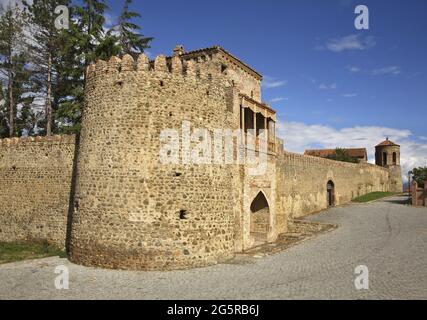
[68,53,240,270]
[375,138,403,192]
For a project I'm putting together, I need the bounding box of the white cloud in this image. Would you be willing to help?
[319,83,337,90]
[277,121,427,182]
[262,76,288,89]
[322,34,376,52]
[341,93,357,98]
[104,13,118,29]
[346,65,360,73]
[372,66,401,76]
[270,97,288,103]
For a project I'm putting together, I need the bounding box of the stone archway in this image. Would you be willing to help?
[327,180,335,207]
[250,191,270,244]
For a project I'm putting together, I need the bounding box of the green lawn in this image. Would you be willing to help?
[352,192,396,203]
[0,242,66,265]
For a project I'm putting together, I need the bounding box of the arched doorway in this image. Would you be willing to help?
[250,191,270,244]
[327,181,335,207]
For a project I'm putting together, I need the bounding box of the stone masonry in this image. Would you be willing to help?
[0,45,404,270]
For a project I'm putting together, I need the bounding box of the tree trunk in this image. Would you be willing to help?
[8,69,14,137]
[46,52,52,136]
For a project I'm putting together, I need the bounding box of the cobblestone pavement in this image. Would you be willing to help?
[1,195,426,300]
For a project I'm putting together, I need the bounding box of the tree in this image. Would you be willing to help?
[326,148,359,163]
[53,0,116,134]
[23,0,71,136]
[75,0,110,70]
[412,167,427,188]
[10,52,32,136]
[0,5,28,137]
[0,79,6,138]
[113,0,152,58]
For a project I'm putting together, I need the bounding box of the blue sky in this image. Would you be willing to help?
[106,0,427,174]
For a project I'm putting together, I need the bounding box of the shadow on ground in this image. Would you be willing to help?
[382,195,410,205]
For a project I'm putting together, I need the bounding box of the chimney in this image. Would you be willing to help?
[173,45,185,56]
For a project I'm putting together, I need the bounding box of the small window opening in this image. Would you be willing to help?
[179,210,188,220]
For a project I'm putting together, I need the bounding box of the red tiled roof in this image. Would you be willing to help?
[376,138,400,147]
[171,46,263,80]
[304,148,368,159]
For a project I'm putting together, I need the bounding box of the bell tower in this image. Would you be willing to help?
[375,138,403,192]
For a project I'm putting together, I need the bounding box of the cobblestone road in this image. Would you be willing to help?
[1,195,426,300]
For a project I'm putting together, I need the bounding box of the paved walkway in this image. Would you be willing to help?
[1,195,426,300]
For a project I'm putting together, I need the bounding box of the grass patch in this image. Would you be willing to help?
[0,241,66,265]
[352,192,396,203]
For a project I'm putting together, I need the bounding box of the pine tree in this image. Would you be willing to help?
[75,0,110,69]
[23,0,72,136]
[53,0,116,134]
[0,5,28,137]
[114,0,153,58]
[10,52,32,136]
[0,79,6,138]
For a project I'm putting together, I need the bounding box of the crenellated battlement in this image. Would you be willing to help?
[86,53,226,84]
[0,134,76,147]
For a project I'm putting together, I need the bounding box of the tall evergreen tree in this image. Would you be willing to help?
[114,0,152,58]
[10,52,32,136]
[53,0,117,134]
[75,0,110,70]
[23,0,71,136]
[0,5,28,137]
[0,79,6,138]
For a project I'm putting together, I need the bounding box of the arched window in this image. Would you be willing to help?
[383,152,388,165]
[393,152,397,165]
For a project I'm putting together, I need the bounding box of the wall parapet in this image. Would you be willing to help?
[0,135,76,147]
[280,150,390,172]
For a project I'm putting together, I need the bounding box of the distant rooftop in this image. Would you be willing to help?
[376,138,400,147]
[304,148,368,160]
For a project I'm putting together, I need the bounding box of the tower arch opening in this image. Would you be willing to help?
[250,191,270,244]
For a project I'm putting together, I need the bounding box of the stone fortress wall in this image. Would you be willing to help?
[0,135,76,247]
[0,46,403,271]
[276,150,391,219]
[68,53,242,270]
